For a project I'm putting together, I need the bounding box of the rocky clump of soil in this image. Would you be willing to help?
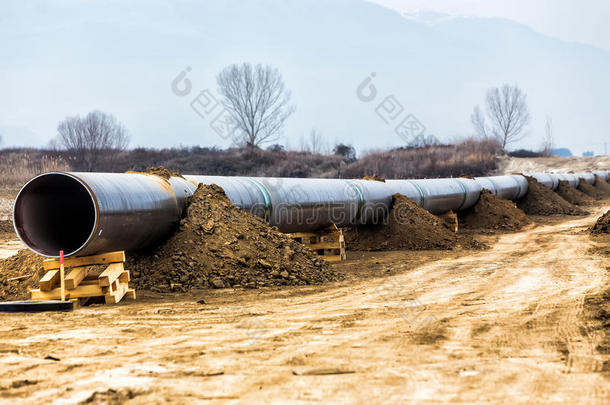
[145,166,184,180]
[517,177,587,216]
[361,175,385,182]
[577,179,605,200]
[127,184,339,291]
[458,190,531,231]
[0,250,44,301]
[590,210,610,235]
[556,180,594,206]
[594,175,610,197]
[345,194,484,251]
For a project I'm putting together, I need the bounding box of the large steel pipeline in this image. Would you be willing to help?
[13,170,609,258]
[527,171,606,190]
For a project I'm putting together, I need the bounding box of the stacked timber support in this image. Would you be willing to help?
[286,225,347,262]
[30,251,135,305]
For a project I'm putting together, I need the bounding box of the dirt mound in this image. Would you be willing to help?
[127,166,184,180]
[594,175,610,197]
[361,174,385,182]
[556,180,594,206]
[577,179,604,200]
[128,184,339,291]
[458,190,531,231]
[0,220,14,235]
[590,210,610,234]
[0,250,44,301]
[517,176,587,216]
[145,166,184,180]
[345,194,484,251]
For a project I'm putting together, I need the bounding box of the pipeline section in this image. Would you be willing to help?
[13,170,609,257]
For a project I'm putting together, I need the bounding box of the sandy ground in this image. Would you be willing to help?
[0,204,608,404]
[0,188,18,222]
[0,239,23,260]
[498,156,610,174]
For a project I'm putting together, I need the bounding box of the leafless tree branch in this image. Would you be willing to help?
[57,110,129,171]
[217,63,295,147]
[471,84,530,150]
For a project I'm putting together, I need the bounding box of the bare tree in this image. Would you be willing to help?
[309,128,324,154]
[407,133,440,148]
[541,116,554,156]
[471,84,531,149]
[57,110,129,171]
[470,105,488,138]
[217,63,295,147]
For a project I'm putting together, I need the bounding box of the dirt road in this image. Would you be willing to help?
[1,207,609,404]
[498,155,610,174]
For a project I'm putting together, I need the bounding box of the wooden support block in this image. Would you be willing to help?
[98,263,125,287]
[65,267,89,289]
[39,270,60,291]
[286,232,318,239]
[322,255,343,262]
[108,278,120,294]
[79,279,103,286]
[104,283,128,304]
[305,242,342,250]
[118,271,130,284]
[286,225,347,262]
[43,251,125,270]
[32,250,133,307]
[125,289,136,300]
[30,284,105,301]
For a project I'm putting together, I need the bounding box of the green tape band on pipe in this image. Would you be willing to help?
[454,179,469,211]
[246,178,272,222]
[510,175,523,199]
[346,181,365,221]
[406,180,425,207]
[486,177,499,195]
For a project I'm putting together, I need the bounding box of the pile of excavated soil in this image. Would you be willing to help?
[594,175,610,197]
[578,179,605,200]
[591,210,610,234]
[458,190,531,231]
[556,180,594,206]
[345,194,485,251]
[128,184,339,291]
[517,177,587,216]
[0,250,44,301]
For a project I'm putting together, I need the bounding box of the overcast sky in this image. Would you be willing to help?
[1,0,608,155]
[373,0,610,51]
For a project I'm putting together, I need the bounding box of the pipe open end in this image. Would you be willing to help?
[13,173,97,257]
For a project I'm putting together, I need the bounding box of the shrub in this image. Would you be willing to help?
[0,149,71,186]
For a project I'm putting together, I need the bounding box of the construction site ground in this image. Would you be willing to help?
[0,200,609,403]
